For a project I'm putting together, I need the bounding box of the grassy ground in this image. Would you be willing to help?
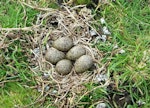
[97,0,150,107]
[0,0,150,108]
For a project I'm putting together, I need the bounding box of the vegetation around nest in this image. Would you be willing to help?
[0,0,150,108]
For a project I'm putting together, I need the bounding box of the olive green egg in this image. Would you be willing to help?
[53,37,73,51]
[74,55,93,73]
[55,59,73,75]
[45,47,65,64]
[66,45,86,60]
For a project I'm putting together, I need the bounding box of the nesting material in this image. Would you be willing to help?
[74,55,93,73]
[66,45,86,60]
[4,4,107,108]
[53,37,73,51]
[55,59,73,75]
[45,47,65,64]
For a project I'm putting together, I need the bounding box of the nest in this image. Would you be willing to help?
[0,4,110,108]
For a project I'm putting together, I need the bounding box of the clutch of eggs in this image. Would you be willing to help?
[45,37,94,75]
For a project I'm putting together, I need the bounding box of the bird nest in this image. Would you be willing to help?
[0,5,110,108]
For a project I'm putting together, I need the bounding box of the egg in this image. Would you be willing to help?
[55,59,73,75]
[66,45,86,60]
[53,37,73,51]
[74,55,93,73]
[45,47,65,64]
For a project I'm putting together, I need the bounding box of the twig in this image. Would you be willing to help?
[0,25,40,31]
[21,2,57,12]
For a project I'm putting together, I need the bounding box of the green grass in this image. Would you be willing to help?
[0,1,40,107]
[0,0,38,27]
[0,0,150,108]
[100,0,150,107]
[0,38,39,107]
[0,82,39,108]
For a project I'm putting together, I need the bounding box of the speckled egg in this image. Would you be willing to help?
[74,55,93,73]
[53,37,73,51]
[66,45,86,60]
[45,47,65,64]
[55,59,73,75]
